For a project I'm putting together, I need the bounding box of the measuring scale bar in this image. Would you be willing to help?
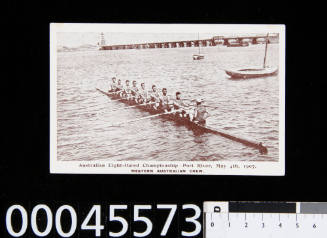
[204,201,327,238]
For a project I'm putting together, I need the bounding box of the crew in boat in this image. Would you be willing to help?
[193,98,210,125]
[121,80,132,99]
[108,77,117,93]
[173,92,192,120]
[149,85,161,110]
[130,80,139,102]
[159,88,172,112]
[137,83,148,104]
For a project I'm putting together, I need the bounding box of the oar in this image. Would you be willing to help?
[109,109,182,127]
[181,98,195,102]
[204,105,219,109]
[96,88,111,95]
[179,98,218,109]
[96,88,127,102]
[110,97,129,102]
[106,102,156,113]
[96,88,123,95]
[107,91,123,95]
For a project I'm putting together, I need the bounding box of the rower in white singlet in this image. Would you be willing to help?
[149,85,160,110]
[130,80,139,102]
[173,91,193,120]
[159,88,172,112]
[108,77,117,93]
[138,83,148,104]
[121,80,132,99]
[115,79,123,95]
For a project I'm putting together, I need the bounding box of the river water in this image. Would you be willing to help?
[56,44,280,162]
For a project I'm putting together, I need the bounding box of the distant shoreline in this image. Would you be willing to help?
[57,44,98,52]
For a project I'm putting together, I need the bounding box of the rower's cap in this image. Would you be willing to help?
[196,98,202,103]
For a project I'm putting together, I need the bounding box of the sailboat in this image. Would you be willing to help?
[224,33,278,79]
[193,33,204,60]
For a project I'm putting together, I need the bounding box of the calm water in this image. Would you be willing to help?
[57,44,280,161]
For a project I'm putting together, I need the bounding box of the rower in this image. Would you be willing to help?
[108,77,117,93]
[193,98,210,125]
[130,80,139,102]
[173,92,192,119]
[116,79,123,94]
[149,85,160,110]
[121,80,132,99]
[159,88,172,112]
[138,83,148,104]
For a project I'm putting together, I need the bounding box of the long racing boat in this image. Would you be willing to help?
[96,88,268,154]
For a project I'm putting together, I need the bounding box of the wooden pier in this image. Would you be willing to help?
[98,34,279,51]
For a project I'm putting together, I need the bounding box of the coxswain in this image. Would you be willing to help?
[159,88,172,112]
[173,92,192,119]
[149,85,161,110]
[108,77,117,92]
[193,98,210,125]
[138,83,148,104]
[121,80,132,99]
[130,80,139,102]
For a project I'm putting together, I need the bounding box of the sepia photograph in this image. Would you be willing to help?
[50,24,285,175]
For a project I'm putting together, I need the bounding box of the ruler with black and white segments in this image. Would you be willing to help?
[204,201,327,238]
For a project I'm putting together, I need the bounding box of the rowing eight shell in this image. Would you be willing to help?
[96,88,268,154]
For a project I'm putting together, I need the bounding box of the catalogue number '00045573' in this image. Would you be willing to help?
[4,203,202,238]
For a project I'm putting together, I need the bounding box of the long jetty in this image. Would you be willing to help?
[98,34,279,51]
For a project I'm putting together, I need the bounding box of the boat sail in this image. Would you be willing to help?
[193,33,204,60]
[224,33,278,79]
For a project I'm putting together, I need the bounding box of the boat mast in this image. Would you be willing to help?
[263,33,269,68]
[101,33,106,45]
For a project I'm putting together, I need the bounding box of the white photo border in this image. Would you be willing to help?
[50,23,285,175]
